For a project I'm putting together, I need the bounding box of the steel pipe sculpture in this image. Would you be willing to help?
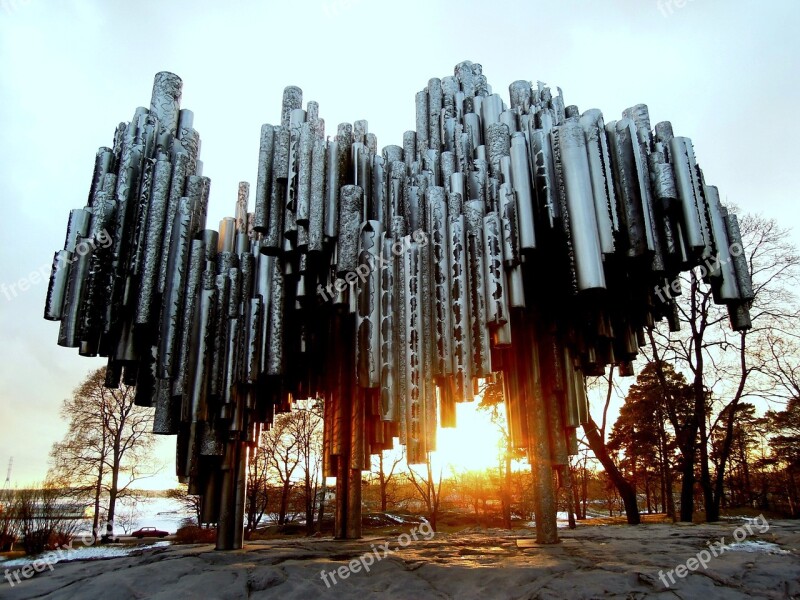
[44,61,752,549]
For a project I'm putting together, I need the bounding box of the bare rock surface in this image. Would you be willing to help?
[4,520,799,599]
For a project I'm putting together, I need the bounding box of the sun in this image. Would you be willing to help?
[431,401,505,473]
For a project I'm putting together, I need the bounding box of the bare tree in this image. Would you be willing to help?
[647,215,800,521]
[48,367,159,540]
[0,488,20,551]
[245,439,270,535]
[583,367,641,525]
[261,413,300,525]
[477,377,519,528]
[166,485,202,527]
[407,453,445,531]
[370,449,405,513]
[13,481,82,554]
[287,400,323,534]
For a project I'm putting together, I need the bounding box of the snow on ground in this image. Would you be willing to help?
[725,540,792,555]
[1,542,171,568]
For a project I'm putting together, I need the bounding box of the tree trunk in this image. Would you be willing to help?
[584,418,640,525]
[581,458,589,519]
[502,448,512,528]
[92,458,104,541]
[316,480,327,533]
[279,481,291,525]
[659,423,676,520]
[379,453,388,512]
[305,475,315,535]
[678,439,696,522]
[106,480,118,541]
[697,387,718,521]
[570,462,583,520]
[561,467,576,529]
[105,438,122,541]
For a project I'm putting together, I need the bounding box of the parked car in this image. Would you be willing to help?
[131,526,169,538]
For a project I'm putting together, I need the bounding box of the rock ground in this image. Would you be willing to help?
[3,520,799,599]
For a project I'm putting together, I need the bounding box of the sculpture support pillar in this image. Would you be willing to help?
[215,440,247,550]
[332,310,362,539]
[522,313,559,544]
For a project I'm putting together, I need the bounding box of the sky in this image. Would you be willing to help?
[0,0,798,489]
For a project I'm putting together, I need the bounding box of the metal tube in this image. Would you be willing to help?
[337,185,363,274]
[309,137,326,252]
[449,214,472,402]
[426,187,452,376]
[379,233,398,421]
[356,220,381,388]
[482,211,509,329]
[403,238,427,464]
[553,121,606,291]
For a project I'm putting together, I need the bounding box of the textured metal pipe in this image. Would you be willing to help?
[669,136,709,256]
[159,151,189,293]
[252,124,275,232]
[58,237,92,347]
[486,121,510,179]
[296,122,313,224]
[371,154,386,227]
[187,277,215,423]
[509,132,536,250]
[158,198,193,378]
[324,139,340,239]
[449,214,472,402]
[530,127,558,227]
[723,212,754,303]
[150,72,182,150]
[426,187,452,377]
[173,239,205,400]
[265,256,285,375]
[402,131,416,167]
[379,233,398,421]
[308,137,326,252]
[463,201,490,378]
[497,183,520,266]
[482,211,509,329]
[403,238,426,463]
[337,185,363,274]
[553,121,606,291]
[87,147,114,207]
[704,185,739,301]
[580,110,617,254]
[44,251,71,321]
[264,125,288,253]
[415,90,429,153]
[356,220,381,388]
[135,157,172,325]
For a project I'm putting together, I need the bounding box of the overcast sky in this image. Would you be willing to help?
[1,0,798,489]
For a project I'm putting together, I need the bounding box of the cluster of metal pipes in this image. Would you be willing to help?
[44,61,751,548]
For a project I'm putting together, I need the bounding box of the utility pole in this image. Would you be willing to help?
[2,457,12,503]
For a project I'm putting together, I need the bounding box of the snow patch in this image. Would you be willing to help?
[2,541,171,568]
